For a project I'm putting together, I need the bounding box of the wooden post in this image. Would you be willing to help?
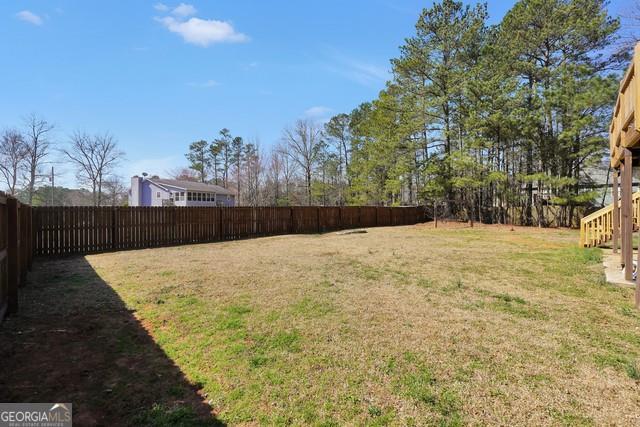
[622,149,633,280]
[621,162,626,267]
[612,168,620,253]
[434,201,438,229]
[111,207,119,250]
[637,209,640,308]
[7,197,19,314]
[19,205,27,286]
[27,206,32,270]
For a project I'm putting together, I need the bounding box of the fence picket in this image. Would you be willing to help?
[30,205,426,256]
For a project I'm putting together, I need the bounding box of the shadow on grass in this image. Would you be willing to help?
[0,256,224,426]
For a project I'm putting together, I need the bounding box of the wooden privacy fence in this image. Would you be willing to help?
[0,193,33,320]
[33,205,426,256]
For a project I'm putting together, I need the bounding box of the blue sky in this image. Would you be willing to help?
[0,0,631,187]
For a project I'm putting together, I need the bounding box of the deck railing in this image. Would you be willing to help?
[580,191,640,247]
[610,44,640,167]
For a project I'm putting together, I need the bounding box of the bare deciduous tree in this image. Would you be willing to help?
[243,141,263,207]
[276,143,297,205]
[167,167,199,181]
[282,119,323,205]
[62,131,124,206]
[0,129,28,195]
[23,114,55,204]
[266,148,283,205]
[102,175,128,206]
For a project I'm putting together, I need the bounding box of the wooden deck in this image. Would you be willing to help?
[610,44,640,168]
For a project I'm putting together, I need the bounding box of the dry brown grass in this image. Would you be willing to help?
[7,224,640,425]
[87,224,640,425]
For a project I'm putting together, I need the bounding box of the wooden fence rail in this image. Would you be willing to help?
[0,193,33,320]
[32,205,426,256]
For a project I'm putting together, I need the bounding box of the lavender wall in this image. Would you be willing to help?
[130,178,235,207]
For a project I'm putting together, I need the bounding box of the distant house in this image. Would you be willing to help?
[129,176,235,207]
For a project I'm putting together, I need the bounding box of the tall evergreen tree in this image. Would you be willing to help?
[185,140,210,183]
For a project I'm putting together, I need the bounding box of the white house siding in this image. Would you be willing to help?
[149,183,172,207]
[216,195,235,207]
[129,176,235,207]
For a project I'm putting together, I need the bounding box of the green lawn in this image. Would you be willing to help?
[2,224,640,426]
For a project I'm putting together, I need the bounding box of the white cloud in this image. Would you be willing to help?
[187,79,219,88]
[321,48,390,87]
[344,59,388,85]
[156,16,249,46]
[172,3,197,17]
[154,3,169,12]
[304,106,332,118]
[16,10,43,26]
[328,58,389,86]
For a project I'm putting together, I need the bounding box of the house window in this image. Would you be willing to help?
[187,192,192,201]
[180,192,185,201]
[156,191,161,198]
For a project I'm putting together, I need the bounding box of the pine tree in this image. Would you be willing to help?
[185,140,210,183]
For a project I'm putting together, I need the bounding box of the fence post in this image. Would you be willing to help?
[375,207,379,227]
[7,198,19,314]
[317,207,321,233]
[217,207,222,241]
[19,204,27,286]
[111,206,119,251]
[290,207,294,234]
[27,206,32,270]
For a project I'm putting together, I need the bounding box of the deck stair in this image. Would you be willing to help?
[580,191,640,247]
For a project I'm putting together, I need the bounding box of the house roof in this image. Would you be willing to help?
[149,178,235,196]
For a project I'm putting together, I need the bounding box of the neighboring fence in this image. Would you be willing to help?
[0,193,33,320]
[32,205,426,256]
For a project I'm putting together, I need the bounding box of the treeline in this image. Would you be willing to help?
[354,0,623,227]
[184,0,625,227]
[0,114,126,206]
